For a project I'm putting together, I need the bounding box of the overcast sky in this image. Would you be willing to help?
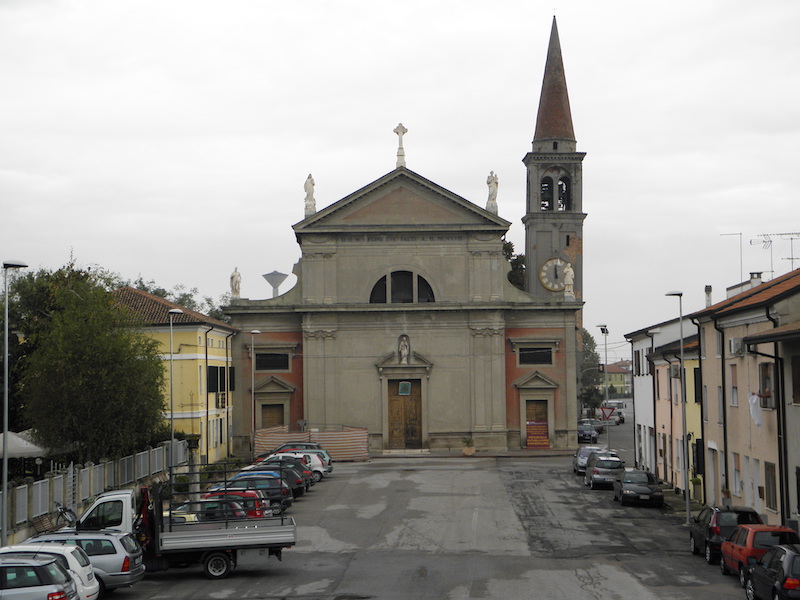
[2,0,799,362]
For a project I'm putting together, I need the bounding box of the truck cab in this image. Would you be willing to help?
[77,489,138,534]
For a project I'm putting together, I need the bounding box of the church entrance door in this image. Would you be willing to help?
[261,404,285,428]
[525,400,549,449]
[388,379,422,449]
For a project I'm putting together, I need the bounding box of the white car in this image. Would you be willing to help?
[269,452,326,482]
[0,543,100,600]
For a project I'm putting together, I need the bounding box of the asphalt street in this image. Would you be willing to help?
[118,423,742,600]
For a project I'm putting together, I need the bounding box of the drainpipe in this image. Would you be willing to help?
[692,316,706,507]
[628,339,638,468]
[713,319,730,496]
[203,325,214,463]
[645,330,657,476]
[747,306,788,524]
[664,354,676,487]
[224,331,235,458]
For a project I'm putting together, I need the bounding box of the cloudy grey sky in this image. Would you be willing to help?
[2,0,799,362]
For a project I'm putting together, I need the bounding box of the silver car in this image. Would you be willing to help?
[572,445,601,474]
[0,555,78,600]
[26,529,144,594]
[0,544,99,600]
[583,452,625,489]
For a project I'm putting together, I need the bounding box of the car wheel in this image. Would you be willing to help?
[690,535,700,555]
[204,551,233,579]
[745,578,756,600]
[705,543,717,564]
[720,556,730,575]
[739,565,748,588]
[270,501,283,516]
[313,471,323,483]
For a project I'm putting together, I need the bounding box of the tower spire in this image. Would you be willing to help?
[533,16,575,152]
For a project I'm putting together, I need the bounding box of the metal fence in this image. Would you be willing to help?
[1,440,187,543]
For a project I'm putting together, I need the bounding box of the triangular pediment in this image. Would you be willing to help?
[254,375,296,393]
[294,167,510,234]
[513,371,559,390]
[376,351,433,369]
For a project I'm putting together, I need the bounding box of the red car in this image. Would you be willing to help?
[720,524,800,587]
[201,489,268,518]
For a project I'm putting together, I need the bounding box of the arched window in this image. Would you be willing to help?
[540,177,553,211]
[557,177,571,211]
[369,271,436,304]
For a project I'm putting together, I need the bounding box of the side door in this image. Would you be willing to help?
[692,507,712,546]
[752,547,779,598]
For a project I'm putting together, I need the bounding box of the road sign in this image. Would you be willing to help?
[600,407,616,421]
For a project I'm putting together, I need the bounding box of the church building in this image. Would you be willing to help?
[225,17,586,454]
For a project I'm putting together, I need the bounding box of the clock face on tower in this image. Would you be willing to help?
[539,257,568,291]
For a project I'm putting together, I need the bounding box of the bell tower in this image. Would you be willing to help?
[523,17,587,301]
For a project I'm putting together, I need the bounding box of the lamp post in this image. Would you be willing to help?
[3,260,27,546]
[167,308,183,468]
[597,324,610,450]
[666,291,692,525]
[250,330,261,460]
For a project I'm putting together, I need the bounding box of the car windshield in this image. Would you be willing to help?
[719,511,760,527]
[623,473,652,484]
[753,531,800,548]
[119,534,140,554]
[597,460,621,469]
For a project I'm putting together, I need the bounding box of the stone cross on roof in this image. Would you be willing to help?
[394,123,407,168]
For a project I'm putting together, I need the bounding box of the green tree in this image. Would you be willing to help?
[14,263,166,462]
[578,328,603,414]
[502,241,525,291]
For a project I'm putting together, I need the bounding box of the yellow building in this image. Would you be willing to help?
[114,287,238,464]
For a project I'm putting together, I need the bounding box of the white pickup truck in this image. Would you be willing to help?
[76,484,296,579]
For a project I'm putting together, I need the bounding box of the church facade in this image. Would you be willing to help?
[225,17,586,454]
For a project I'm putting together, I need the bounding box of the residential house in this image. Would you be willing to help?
[114,287,238,464]
[690,270,800,525]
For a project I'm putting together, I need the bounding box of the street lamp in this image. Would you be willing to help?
[168,308,183,467]
[3,260,27,546]
[597,324,610,450]
[666,291,692,525]
[250,330,261,460]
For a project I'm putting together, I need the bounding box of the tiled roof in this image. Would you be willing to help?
[690,268,800,320]
[113,287,237,331]
[743,320,800,344]
[650,334,700,357]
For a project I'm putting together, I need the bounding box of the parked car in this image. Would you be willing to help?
[26,529,145,595]
[689,505,763,564]
[720,524,800,587]
[201,489,269,518]
[274,447,334,473]
[272,441,324,453]
[578,418,605,434]
[583,453,624,489]
[257,456,315,490]
[237,468,306,499]
[0,555,78,600]
[269,452,326,482]
[577,424,598,444]
[0,544,99,600]
[572,446,601,474]
[611,469,663,507]
[745,543,800,600]
[218,474,293,514]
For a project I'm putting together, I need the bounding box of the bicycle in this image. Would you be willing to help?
[54,501,77,528]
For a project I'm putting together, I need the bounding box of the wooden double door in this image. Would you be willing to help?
[525,399,549,449]
[388,379,422,449]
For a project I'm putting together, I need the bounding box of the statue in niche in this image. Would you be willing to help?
[230,267,242,298]
[563,262,575,296]
[304,174,316,216]
[398,335,410,365]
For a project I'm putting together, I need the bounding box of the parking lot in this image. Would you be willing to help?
[117,447,746,600]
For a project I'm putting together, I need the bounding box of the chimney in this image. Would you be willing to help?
[750,272,762,287]
[705,285,713,308]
